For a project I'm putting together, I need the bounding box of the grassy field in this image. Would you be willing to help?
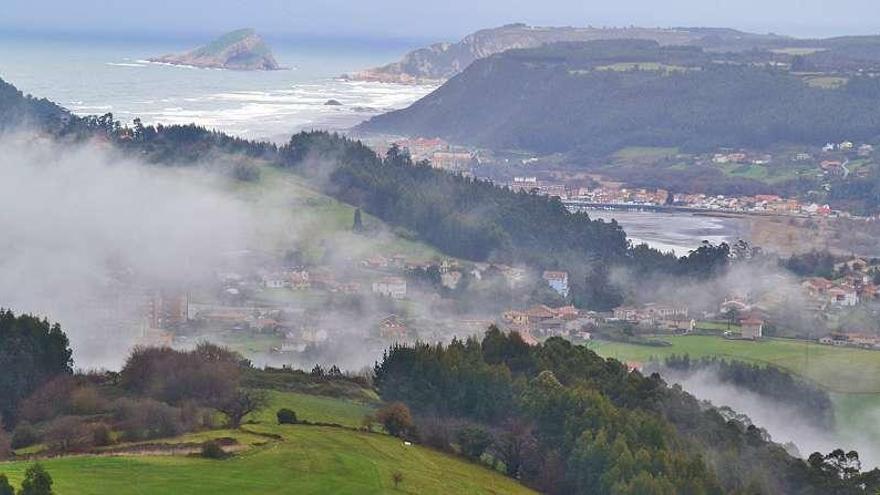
[612,146,679,163]
[0,391,533,495]
[252,390,377,428]
[587,335,880,394]
[0,427,534,495]
[229,165,442,263]
[588,335,880,450]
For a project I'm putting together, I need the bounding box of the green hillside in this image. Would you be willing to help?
[361,40,880,156]
[0,391,534,495]
[587,335,880,453]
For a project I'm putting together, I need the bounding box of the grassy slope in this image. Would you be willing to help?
[587,335,880,450]
[230,165,441,263]
[588,335,880,393]
[253,390,377,428]
[0,429,534,495]
[0,391,534,495]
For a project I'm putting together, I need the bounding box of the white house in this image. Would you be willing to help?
[372,277,407,299]
[543,271,570,298]
[262,273,289,289]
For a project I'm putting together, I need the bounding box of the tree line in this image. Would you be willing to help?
[373,327,880,494]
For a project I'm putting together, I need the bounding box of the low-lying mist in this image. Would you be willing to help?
[670,368,880,468]
[0,133,255,368]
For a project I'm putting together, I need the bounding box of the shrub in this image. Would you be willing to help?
[113,398,183,441]
[17,376,77,424]
[375,402,413,438]
[457,425,492,460]
[92,423,112,447]
[0,474,13,495]
[68,386,108,416]
[11,422,40,450]
[119,344,242,407]
[416,416,453,452]
[200,440,227,459]
[276,408,298,425]
[19,463,53,495]
[44,416,93,453]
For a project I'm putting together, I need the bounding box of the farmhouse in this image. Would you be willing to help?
[740,318,764,340]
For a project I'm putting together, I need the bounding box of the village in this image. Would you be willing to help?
[131,244,880,367]
[362,135,880,220]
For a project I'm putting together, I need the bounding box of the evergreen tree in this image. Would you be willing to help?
[352,208,364,232]
[0,474,12,495]
[18,464,52,495]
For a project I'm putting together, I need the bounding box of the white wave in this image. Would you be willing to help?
[106,62,148,68]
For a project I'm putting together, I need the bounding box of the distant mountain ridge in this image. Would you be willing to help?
[149,28,281,70]
[359,39,880,155]
[345,23,787,83]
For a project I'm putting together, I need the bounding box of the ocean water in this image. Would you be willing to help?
[0,36,435,141]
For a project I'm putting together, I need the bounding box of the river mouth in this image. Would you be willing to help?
[587,210,748,255]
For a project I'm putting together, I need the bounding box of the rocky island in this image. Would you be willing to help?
[149,28,281,70]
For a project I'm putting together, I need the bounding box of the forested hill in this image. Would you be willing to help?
[374,331,880,494]
[346,23,787,83]
[359,39,880,156]
[0,77,72,133]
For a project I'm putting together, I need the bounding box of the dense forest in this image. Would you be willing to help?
[374,328,880,494]
[360,40,880,156]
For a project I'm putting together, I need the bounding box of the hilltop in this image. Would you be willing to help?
[149,29,281,70]
[345,23,786,83]
[359,39,880,156]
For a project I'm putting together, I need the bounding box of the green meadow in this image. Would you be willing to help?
[0,391,534,495]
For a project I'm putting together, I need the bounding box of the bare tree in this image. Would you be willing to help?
[216,389,268,428]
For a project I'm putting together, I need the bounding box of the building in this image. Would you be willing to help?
[431,151,473,171]
[262,273,289,289]
[543,271,570,298]
[828,287,859,307]
[378,315,408,340]
[372,277,407,299]
[740,318,764,340]
[146,290,189,330]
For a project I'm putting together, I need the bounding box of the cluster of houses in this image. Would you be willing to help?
[801,258,879,310]
[712,151,773,165]
[370,136,476,172]
[818,332,880,349]
[822,140,873,156]
[672,193,830,216]
[611,304,695,333]
[502,304,597,344]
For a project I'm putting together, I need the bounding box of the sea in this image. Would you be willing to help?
[0,34,437,141]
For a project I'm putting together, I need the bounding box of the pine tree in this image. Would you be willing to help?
[0,474,13,495]
[352,208,364,232]
[19,464,53,495]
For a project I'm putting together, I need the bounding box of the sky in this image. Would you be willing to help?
[1,0,878,43]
